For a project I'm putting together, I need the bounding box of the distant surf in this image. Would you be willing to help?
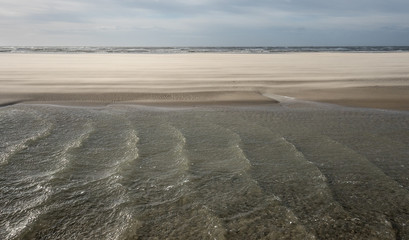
[1,46,409,54]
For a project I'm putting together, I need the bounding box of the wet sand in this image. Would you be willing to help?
[0,53,408,110]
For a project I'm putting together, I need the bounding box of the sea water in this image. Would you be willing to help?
[1,102,408,239]
[1,46,409,54]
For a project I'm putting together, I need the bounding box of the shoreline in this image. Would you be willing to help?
[0,91,279,108]
[1,53,408,110]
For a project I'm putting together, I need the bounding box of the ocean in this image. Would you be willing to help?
[1,46,409,54]
[1,99,408,239]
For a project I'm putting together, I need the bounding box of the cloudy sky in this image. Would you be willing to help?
[1,0,409,46]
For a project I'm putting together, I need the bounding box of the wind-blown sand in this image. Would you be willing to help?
[2,53,409,239]
[1,53,408,110]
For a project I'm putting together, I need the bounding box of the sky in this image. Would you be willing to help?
[1,0,409,46]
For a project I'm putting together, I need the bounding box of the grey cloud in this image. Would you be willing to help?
[27,13,86,23]
[0,0,408,46]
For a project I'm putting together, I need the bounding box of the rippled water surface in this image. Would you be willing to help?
[1,102,409,239]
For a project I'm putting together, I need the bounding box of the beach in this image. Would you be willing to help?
[1,53,408,109]
[1,52,409,239]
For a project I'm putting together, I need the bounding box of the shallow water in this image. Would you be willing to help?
[1,102,409,239]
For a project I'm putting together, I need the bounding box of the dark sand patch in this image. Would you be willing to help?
[0,91,278,107]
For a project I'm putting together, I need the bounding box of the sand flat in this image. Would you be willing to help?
[1,53,408,109]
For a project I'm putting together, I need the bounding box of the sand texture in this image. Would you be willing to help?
[0,53,408,110]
